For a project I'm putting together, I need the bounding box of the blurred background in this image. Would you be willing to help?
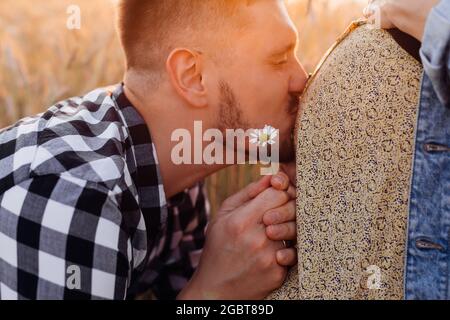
[0,0,365,214]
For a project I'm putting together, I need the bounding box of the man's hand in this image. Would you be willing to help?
[178,173,295,300]
[363,0,440,41]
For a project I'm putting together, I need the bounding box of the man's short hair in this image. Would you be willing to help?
[117,0,251,74]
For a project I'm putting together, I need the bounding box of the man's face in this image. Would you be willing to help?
[208,0,308,163]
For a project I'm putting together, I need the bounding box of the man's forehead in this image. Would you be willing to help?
[242,1,296,34]
[237,0,298,49]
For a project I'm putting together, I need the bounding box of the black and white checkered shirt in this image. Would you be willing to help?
[0,84,209,300]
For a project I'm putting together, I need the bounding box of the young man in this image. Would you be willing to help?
[0,0,308,299]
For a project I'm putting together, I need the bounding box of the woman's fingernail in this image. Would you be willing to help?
[276,250,286,263]
[266,212,279,224]
[273,175,284,187]
[363,6,375,17]
[267,225,276,237]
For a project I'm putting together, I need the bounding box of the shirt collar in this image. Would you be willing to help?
[110,83,168,237]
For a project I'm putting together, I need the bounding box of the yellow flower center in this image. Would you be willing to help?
[260,133,270,143]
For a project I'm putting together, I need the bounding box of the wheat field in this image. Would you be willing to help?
[0,0,365,214]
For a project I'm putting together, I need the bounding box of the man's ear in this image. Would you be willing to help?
[166,48,208,108]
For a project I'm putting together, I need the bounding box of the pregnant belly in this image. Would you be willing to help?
[267,21,423,300]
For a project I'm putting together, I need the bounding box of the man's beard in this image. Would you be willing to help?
[217,80,298,163]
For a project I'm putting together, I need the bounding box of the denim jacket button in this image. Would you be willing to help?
[423,143,450,153]
[415,238,445,251]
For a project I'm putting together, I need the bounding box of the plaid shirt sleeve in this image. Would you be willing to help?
[129,182,210,300]
[0,172,131,300]
[1,84,208,300]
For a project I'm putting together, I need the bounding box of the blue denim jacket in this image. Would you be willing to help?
[404,0,450,299]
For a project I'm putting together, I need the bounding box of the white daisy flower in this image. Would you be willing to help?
[249,125,279,147]
[250,129,260,145]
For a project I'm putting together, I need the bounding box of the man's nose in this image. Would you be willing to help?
[289,59,308,96]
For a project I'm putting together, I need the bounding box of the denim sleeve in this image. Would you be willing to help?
[420,0,450,107]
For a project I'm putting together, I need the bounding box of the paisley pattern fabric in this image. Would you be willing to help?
[268,21,423,300]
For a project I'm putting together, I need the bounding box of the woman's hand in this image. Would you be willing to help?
[363,0,441,42]
[178,173,296,300]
